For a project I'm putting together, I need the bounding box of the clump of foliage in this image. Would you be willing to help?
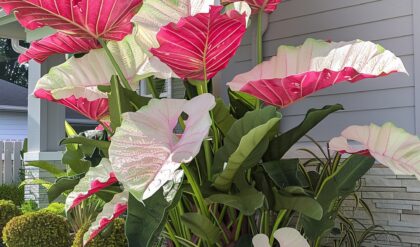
[0,200,22,237]
[39,202,65,216]
[72,218,127,247]
[2,212,71,247]
[0,185,24,206]
[20,200,39,214]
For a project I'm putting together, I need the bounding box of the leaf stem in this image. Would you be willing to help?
[234,212,245,241]
[256,9,264,64]
[98,38,132,90]
[181,163,209,218]
[146,77,160,98]
[165,224,181,247]
[203,139,213,181]
[269,210,288,245]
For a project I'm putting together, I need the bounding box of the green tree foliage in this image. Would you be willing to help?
[0,38,28,88]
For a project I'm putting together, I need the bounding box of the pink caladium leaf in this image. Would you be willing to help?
[228,38,407,108]
[0,0,142,40]
[329,123,420,180]
[150,5,247,80]
[65,159,117,212]
[109,94,215,202]
[18,33,101,64]
[222,0,282,14]
[83,191,128,246]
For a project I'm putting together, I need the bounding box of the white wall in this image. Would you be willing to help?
[221,0,417,145]
[0,111,27,141]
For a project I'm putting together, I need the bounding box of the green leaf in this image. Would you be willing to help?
[126,189,181,247]
[25,161,66,178]
[64,121,78,151]
[262,159,307,188]
[62,148,91,174]
[235,235,253,247]
[228,89,258,119]
[273,187,322,220]
[213,98,236,136]
[302,155,375,240]
[109,75,131,130]
[19,179,52,190]
[264,104,343,160]
[48,176,80,202]
[181,213,221,245]
[61,136,110,156]
[213,107,281,191]
[206,187,265,216]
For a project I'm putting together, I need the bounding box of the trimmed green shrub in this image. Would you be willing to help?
[20,200,39,214]
[2,212,71,247]
[39,203,65,216]
[0,200,22,237]
[72,218,128,247]
[0,185,24,206]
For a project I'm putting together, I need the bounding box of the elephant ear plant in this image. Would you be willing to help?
[1,0,416,246]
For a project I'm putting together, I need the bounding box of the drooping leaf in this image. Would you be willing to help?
[213,107,281,191]
[228,39,407,107]
[181,213,221,245]
[18,33,101,64]
[330,122,420,179]
[206,187,265,215]
[301,155,375,240]
[223,0,282,14]
[62,148,91,174]
[213,98,236,136]
[66,159,117,212]
[151,6,247,80]
[61,136,110,154]
[273,187,322,220]
[264,104,343,161]
[25,161,66,178]
[228,89,258,119]
[262,159,307,188]
[109,94,215,202]
[48,176,81,202]
[126,188,182,247]
[84,192,129,245]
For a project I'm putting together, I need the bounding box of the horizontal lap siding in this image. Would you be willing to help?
[0,112,27,141]
[222,0,415,143]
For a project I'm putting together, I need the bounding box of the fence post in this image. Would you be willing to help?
[13,142,22,183]
[0,141,3,184]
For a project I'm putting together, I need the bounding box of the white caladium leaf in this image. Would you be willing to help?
[83,191,129,245]
[252,228,309,247]
[228,38,407,108]
[65,159,118,212]
[329,122,420,179]
[109,94,216,202]
[34,28,172,121]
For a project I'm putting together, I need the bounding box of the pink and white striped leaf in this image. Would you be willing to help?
[228,39,407,108]
[252,228,309,247]
[34,33,171,121]
[223,0,282,14]
[83,191,128,246]
[0,0,142,41]
[65,159,117,212]
[150,5,247,80]
[18,33,101,64]
[329,123,420,180]
[109,94,215,202]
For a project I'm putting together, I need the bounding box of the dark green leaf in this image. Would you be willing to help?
[126,189,181,247]
[302,155,375,240]
[25,161,66,178]
[264,104,343,161]
[213,98,236,136]
[262,159,307,188]
[109,75,131,130]
[273,187,322,220]
[48,176,80,202]
[213,107,281,191]
[206,187,265,216]
[235,235,253,247]
[62,148,91,174]
[228,89,258,119]
[61,136,110,157]
[181,213,221,245]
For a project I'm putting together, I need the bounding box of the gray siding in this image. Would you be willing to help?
[221,0,416,144]
[0,111,27,141]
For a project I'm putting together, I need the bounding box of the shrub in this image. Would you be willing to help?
[0,200,22,238]
[2,212,71,247]
[72,218,128,247]
[0,185,24,206]
[20,200,39,214]
[39,203,65,216]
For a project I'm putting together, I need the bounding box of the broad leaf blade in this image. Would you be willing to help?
[181,213,221,245]
[274,187,322,220]
[213,98,236,136]
[206,187,264,215]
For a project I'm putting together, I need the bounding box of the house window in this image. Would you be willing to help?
[0,38,28,88]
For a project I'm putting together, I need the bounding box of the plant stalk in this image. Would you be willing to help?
[181,163,209,218]
[269,210,288,245]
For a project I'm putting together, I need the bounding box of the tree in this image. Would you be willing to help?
[0,38,28,88]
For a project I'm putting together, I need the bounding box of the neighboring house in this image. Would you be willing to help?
[0,79,97,141]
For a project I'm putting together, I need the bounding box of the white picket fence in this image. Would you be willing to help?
[0,141,23,185]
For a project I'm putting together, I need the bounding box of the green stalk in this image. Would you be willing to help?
[203,139,213,181]
[234,212,245,241]
[165,224,181,247]
[256,8,264,64]
[269,210,288,245]
[98,39,132,90]
[146,77,160,98]
[181,163,209,218]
